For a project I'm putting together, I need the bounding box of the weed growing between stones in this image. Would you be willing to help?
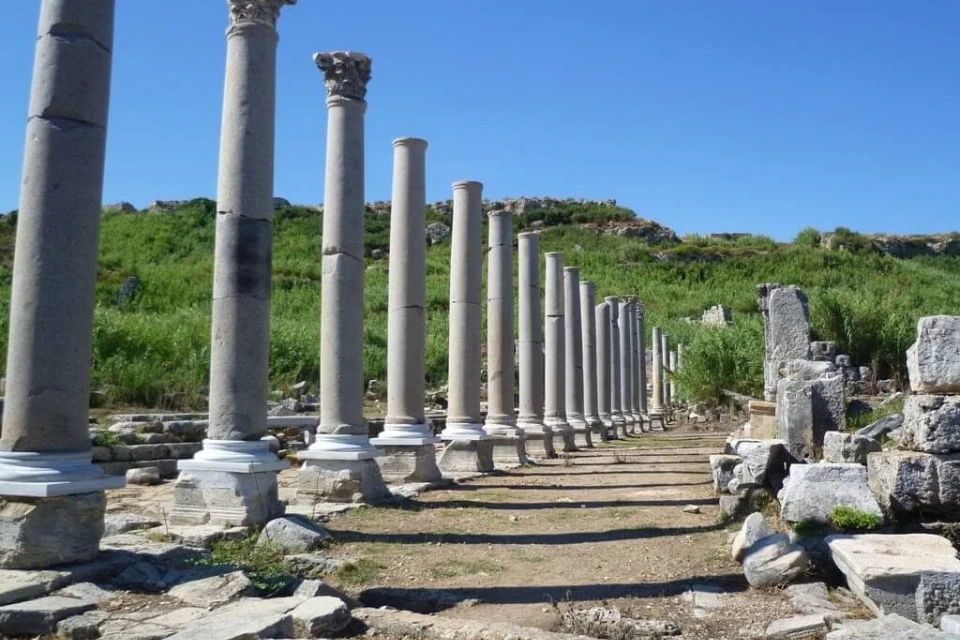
[828,505,882,532]
[335,557,385,586]
[845,394,905,432]
[91,430,121,447]
[200,535,294,596]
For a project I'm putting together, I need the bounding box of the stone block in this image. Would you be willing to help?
[56,609,109,640]
[917,572,960,626]
[163,596,301,640]
[0,596,95,636]
[103,514,161,538]
[942,614,960,635]
[823,431,882,464]
[258,515,330,553]
[867,451,960,520]
[291,596,351,635]
[373,443,443,483]
[907,316,960,394]
[825,533,960,620]
[297,459,391,504]
[0,492,106,569]
[856,413,903,441]
[747,400,777,440]
[730,439,795,491]
[777,376,845,459]
[168,469,283,526]
[902,395,960,454]
[125,466,161,486]
[741,533,809,588]
[709,454,740,493]
[0,570,64,607]
[764,286,812,401]
[778,359,837,381]
[827,613,952,639]
[168,569,253,608]
[764,614,828,639]
[437,439,495,473]
[731,512,773,562]
[167,442,204,459]
[779,463,883,526]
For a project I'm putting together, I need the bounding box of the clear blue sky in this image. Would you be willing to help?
[1,1,958,240]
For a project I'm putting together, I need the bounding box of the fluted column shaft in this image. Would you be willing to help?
[484,210,516,432]
[441,181,486,438]
[651,326,664,413]
[606,296,625,427]
[543,253,568,431]
[596,303,613,433]
[581,282,602,428]
[381,138,431,440]
[618,299,634,432]
[517,233,544,429]
[629,302,642,421]
[563,268,585,427]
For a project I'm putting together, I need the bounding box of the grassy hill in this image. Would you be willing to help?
[0,199,958,408]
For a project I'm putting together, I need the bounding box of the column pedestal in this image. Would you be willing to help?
[438,426,494,473]
[371,425,442,483]
[519,422,555,459]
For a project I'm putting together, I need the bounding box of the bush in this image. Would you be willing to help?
[793,227,821,248]
[671,319,764,405]
[829,505,882,531]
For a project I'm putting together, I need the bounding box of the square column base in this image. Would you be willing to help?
[438,440,494,474]
[0,491,107,569]
[296,459,391,504]
[522,429,556,459]
[169,469,284,527]
[487,434,528,467]
[571,419,594,449]
[369,443,443,484]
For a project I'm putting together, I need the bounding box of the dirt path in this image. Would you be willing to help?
[322,429,801,640]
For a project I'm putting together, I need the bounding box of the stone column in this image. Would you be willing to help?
[544,253,575,452]
[669,350,679,406]
[606,296,626,437]
[438,182,494,472]
[628,301,643,428]
[564,267,589,448]
[369,138,441,483]
[661,332,672,410]
[649,326,665,428]
[580,281,602,443]
[0,0,124,569]
[517,233,554,458]
[298,51,390,503]
[618,298,636,437]
[484,210,526,466]
[636,303,650,431]
[172,0,293,526]
[595,302,613,440]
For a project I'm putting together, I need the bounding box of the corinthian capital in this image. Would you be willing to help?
[313,52,372,101]
[228,0,296,28]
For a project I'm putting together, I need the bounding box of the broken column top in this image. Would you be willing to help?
[907,316,960,394]
[313,51,371,100]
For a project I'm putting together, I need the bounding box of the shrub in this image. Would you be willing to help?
[671,319,764,405]
[793,227,822,248]
[202,535,293,596]
[829,505,882,531]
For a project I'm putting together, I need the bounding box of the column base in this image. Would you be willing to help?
[486,433,528,467]
[546,418,577,453]
[519,422,556,458]
[439,423,490,441]
[618,416,633,439]
[301,434,383,460]
[569,417,593,448]
[0,491,107,569]
[610,413,627,440]
[597,416,613,442]
[0,451,125,497]
[297,459,391,504]
[437,439,494,473]
[374,423,440,445]
[370,443,442,484]
[647,408,667,431]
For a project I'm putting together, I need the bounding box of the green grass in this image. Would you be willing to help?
[0,201,958,407]
[829,505,883,531]
[201,535,294,596]
[334,557,385,586]
[429,559,504,579]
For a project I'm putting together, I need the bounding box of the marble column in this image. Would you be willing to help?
[369,138,441,483]
[661,332,672,411]
[438,182,494,472]
[517,233,554,458]
[595,302,613,440]
[544,253,575,452]
[0,0,124,569]
[564,267,589,448]
[606,296,626,437]
[669,349,679,406]
[298,51,390,503]
[650,326,665,428]
[172,0,293,526]
[618,298,636,437]
[580,282,602,444]
[483,210,526,466]
[636,303,650,432]
[628,300,643,429]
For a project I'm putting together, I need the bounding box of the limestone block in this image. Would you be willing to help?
[867,451,960,520]
[0,570,64,607]
[168,569,252,608]
[778,359,837,381]
[0,596,95,637]
[437,440,494,473]
[56,609,109,639]
[731,512,773,562]
[779,463,883,526]
[374,444,443,483]
[823,431,882,464]
[917,572,960,626]
[907,316,960,393]
[764,614,828,640]
[826,614,951,639]
[902,395,960,453]
[826,534,960,621]
[856,413,903,441]
[741,533,809,588]
[297,459,391,504]
[0,492,106,569]
[709,454,740,493]
[730,439,794,491]
[125,466,161,486]
[258,515,330,553]
[168,469,283,526]
[942,614,960,635]
[163,596,301,640]
[777,376,845,459]
[291,596,351,635]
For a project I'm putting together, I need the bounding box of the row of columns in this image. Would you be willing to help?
[0,0,686,569]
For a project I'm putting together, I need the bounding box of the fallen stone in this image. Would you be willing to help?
[167,569,253,607]
[902,395,960,454]
[103,513,162,537]
[0,596,95,636]
[732,512,774,562]
[764,613,828,639]
[291,595,351,635]
[719,487,776,521]
[779,463,883,526]
[867,451,960,520]
[823,431,882,464]
[258,515,330,553]
[682,504,701,514]
[125,466,161,486]
[907,316,960,394]
[917,571,960,626]
[56,609,110,640]
[0,569,65,607]
[710,454,740,492]
[826,533,960,620]
[778,359,838,381]
[742,534,809,588]
[942,614,960,634]
[164,597,301,640]
[558,606,682,637]
[777,376,845,460]
[783,582,839,615]
[293,578,356,605]
[58,582,114,604]
[731,439,795,490]
[856,413,904,441]
[827,613,953,639]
